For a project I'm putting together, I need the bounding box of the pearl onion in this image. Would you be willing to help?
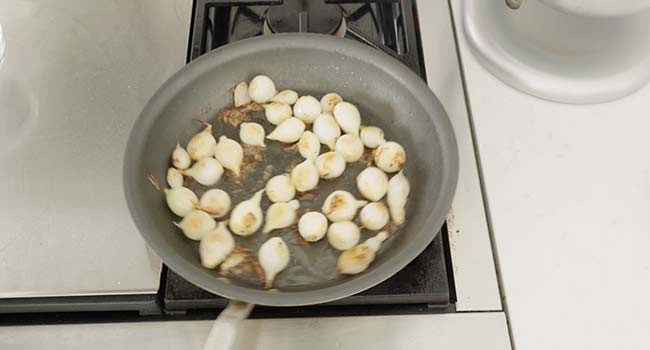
[298,212,328,242]
[293,95,322,123]
[248,75,277,103]
[187,124,217,161]
[335,134,364,163]
[174,210,216,241]
[229,189,264,236]
[199,189,231,218]
[298,131,321,159]
[333,101,361,135]
[291,157,319,192]
[171,142,191,170]
[183,157,223,186]
[315,151,346,179]
[356,166,388,201]
[327,221,361,250]
[239,122,266,147]
[233,81,252,107]
[214,135,244,176]
[264,102,292,125]
[359,202,390,230]
[258,237,290,288]
[313,113,341,149]
[374,141,406,173]
[321,190,367,222]
[360,126,386,149]
[167,167,183,188]
[320,92,342,113]
[263,200,300,234]
[387,170,410,225]
[265,174,296,203]
[199,222,235,269]
[215,136,243,176]
[270,89,298,105]
[164,186,199,217]
[337,231,388,274]
[267,117,305,143]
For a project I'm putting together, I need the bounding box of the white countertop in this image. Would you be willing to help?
[6,0,648,345]
[451,0,650,348]
[0,313,510,350]
[419,0,502,312]
[0,0,191,297]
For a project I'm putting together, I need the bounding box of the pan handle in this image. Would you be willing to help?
[202,300,254,350]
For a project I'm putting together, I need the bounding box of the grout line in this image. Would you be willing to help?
[445,0,517,349]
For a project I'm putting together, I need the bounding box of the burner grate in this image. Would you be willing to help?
[190,0,424,75]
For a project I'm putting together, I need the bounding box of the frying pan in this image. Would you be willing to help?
[124,33,458,348]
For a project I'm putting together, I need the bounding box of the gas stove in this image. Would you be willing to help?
[164,0,455,315]
[1,0,502,323]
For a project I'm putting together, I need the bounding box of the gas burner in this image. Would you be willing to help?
[262,0,347,37]
[192,0,425,82]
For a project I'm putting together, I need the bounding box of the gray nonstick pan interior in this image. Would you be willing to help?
[124,33,458,306]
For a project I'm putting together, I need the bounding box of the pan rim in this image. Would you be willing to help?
[124,33,458,306]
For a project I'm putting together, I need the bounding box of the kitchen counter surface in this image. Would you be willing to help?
[0,0,191,298]
[451,0,650,348]
[7,0,648,345]
[0,312,510,350]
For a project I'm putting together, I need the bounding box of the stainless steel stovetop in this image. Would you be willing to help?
[0,0,500,319]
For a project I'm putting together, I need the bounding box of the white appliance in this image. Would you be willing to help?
[464,0,650,103]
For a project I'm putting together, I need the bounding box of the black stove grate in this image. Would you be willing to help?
[189,0,424,76]
[167,0,454,314]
